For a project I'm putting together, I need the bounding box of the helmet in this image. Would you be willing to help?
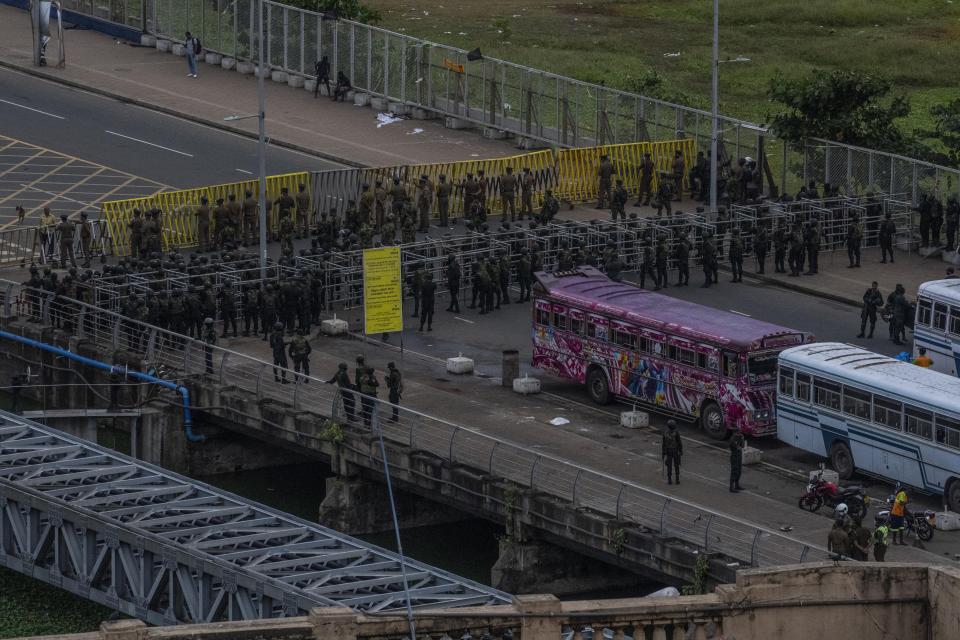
[835,503,848,518]
[203,317,214,324]
[274,322,284,330]
[667,419,676,429]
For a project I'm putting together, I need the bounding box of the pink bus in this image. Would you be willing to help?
[531,268,815,438]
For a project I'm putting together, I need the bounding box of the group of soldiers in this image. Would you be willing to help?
[325,355,404,425]
[37,208,99,269]
[916,191,960,251]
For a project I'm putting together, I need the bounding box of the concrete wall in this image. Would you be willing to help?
[929,565,960,640]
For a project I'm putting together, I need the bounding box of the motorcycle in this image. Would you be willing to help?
[798,468,869,519]
[876,495,935,542]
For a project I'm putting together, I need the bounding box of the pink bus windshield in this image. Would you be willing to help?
[531,267,814,436]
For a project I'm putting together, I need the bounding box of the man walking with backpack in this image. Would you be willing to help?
[184,31,200,78]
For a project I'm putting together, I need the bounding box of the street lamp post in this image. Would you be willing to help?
[257,0,268,281]
[709,0,719,217]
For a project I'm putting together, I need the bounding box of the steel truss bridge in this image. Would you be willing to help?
[0,412,508,624]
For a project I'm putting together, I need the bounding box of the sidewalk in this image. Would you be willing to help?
[0,5,518,167]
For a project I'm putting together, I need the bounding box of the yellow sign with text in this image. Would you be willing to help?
[363,247,403,334]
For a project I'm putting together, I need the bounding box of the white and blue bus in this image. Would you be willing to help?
[777,342,960,511]
[913,279,960,377]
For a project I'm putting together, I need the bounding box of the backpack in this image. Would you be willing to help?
[193,38,202,56]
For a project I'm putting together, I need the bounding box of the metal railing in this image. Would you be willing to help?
[3,279,825,570]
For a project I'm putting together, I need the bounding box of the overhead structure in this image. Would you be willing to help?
[0,412,508,625]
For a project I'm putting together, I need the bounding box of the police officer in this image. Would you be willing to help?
[274,186,295,223]
[671,149,685,202]
[879,212,896,264]
[57,214,77,268]
[202,317,217,374]
[436,174,452,228]
[497,251,511,305]
[296,183,312,238]
[804,217,821,275]
[386,362,403,422]
[419,273,436,332]
[390,176,407,216]
[858,281,884,339]
[416,175,433,233]
[661,419,683,485]
[788,222,804,276]
[729,429,745,492]
[445,254,461,312]
[374,180,388,231]
[289,328,312,382]
[219,286,238,338]
[639,242,657,290]
[128,208,144,258]
[79,212,93,267]
[270,321,289,383]
[195,197,211,252]
[520,167,535,220]
[846,214,863,268]
[326,362,355,422]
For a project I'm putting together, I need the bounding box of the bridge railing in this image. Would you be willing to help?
[3,280,825,570]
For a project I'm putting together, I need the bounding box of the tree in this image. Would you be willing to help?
[919,99,960,166]
[286,0,381,24]
[767,70,910,152]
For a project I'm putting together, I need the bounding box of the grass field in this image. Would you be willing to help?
[366,0,960,136]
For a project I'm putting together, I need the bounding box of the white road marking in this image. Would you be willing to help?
[235,168,253,175]
[729,309,751,317]
[105,130,194,157]
[19,184,97,208]
[0,99,65,120]
[454,316,475,324]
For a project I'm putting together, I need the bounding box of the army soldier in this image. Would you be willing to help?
[279,216,295,254]
[520,167,535,221]
[804,218,821,275]
[289,328,312,382]
[219,286,238,338]
[445,254,461,312]
[128,208,144,258]
[597,154,614,209]
[296,184,312,238]
[79,212,93,267]
[259,284,276,341]
[611,179,628,222]
[671,149,685,202]
[354,354,366,390]
[946,194,959,251]
[729,430,745,492]
[436,175,453,228]
[227,193,242,238]
[462,172,479,215]
[788,223,804,276]
[202,317,217,374]
[358,366,379,426]
[242,190,258,245]
[773,221,787,273]
[269,322,289,383]
[380,214,396,246]
[700,231,718,288]
[635,152,655,206]
[516,248,533,302]
[390,177,407,216]
[879,213,897,263]
[655,236,669,290]
[477,169,489,212]
[661,419,683,485]
[497,251,511,306]
[386,362,403,422]
[674,236,690,286]
[728,229,744,283]
[539,189,559,224]
[639,242,657,290]
[242,285,260,337]
[409,264,424,318]
[274,186,295,223]
[374,180,388,231]
[401,209,417,244]
[416,175,433,232]
[753,223,769,274]
[419,273,436,331]
[847,214,863,268]
[500,166,517,221]
[57,214,77,268]
[858,281,884,339]
[326,362,356,422]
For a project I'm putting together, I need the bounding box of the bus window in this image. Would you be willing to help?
[535,308,550,325]
[939,416,960,449]
[934,303,948,331]
[842,386,871,420]
[747,352,778,384]
[796,373,811,402]
[570,317,583,335]
[553,311,567,330]
[613,329,636,350]
[778,367,795,397]
[723,352,739,378]
[873,395,902,430]
[905,405,933,440]
[950,308,960,337]
[639,337,649,353]
[917,298,932,327]
[813,378,841,411]
[679,348,697,366]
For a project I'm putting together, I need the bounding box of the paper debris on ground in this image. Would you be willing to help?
[406,128,424,135]
[376,113,404,128]
[548,417,570,426]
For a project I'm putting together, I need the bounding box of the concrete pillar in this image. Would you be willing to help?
[139,407,190,474]
[492,537,643,596]
[514,594,561,640]
[319,477,469,535]
[309,608,358,640]
[100,620,147,640]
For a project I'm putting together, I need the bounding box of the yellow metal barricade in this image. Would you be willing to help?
[101,172,309,256]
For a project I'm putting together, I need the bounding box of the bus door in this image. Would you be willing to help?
[722,351,740,380]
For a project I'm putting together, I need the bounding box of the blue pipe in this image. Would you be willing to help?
[0,330,205,442]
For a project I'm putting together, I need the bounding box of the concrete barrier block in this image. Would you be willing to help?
[155,39,171,53]
[446,355,474,375]
[320,318,349,336]
[933,511,960,530]
[254,66,271,79]
[387,102,411,116]
[444,116,474,130]
[271,70,288,83]
[287,75,305,88]
[941,250,960,265]
[411,107,437,120]
[482,128,511,140]
[204,52,223,65]
[304,79,317,93]
[236,61,254,75]
[221,57,237,71]
[370,97,389,111]
[171,43,186,57]
[140,35,157,47]
[919,246,943,259]
[742,446,762,465]
[620,411,649,429]
[345,90,357,101]
[512,376,541,395]
[354,92,371,107]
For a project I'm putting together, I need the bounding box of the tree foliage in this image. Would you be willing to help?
[767,70,910,152]
[287,0,381,24]
[917,99,960,166]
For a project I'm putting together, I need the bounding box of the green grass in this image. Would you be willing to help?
[366,0,960,142]
[0,567,113,638]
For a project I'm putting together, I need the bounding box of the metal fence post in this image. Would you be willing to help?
[299,10,305,75]
[349,23,356,84]
[282,7,288,70]
[660,499,671,535]
[750,529,762,566]
[333,26,339,86]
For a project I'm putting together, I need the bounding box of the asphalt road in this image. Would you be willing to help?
[0,66,344,188]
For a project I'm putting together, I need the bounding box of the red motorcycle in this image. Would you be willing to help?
[798,469,869,519]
